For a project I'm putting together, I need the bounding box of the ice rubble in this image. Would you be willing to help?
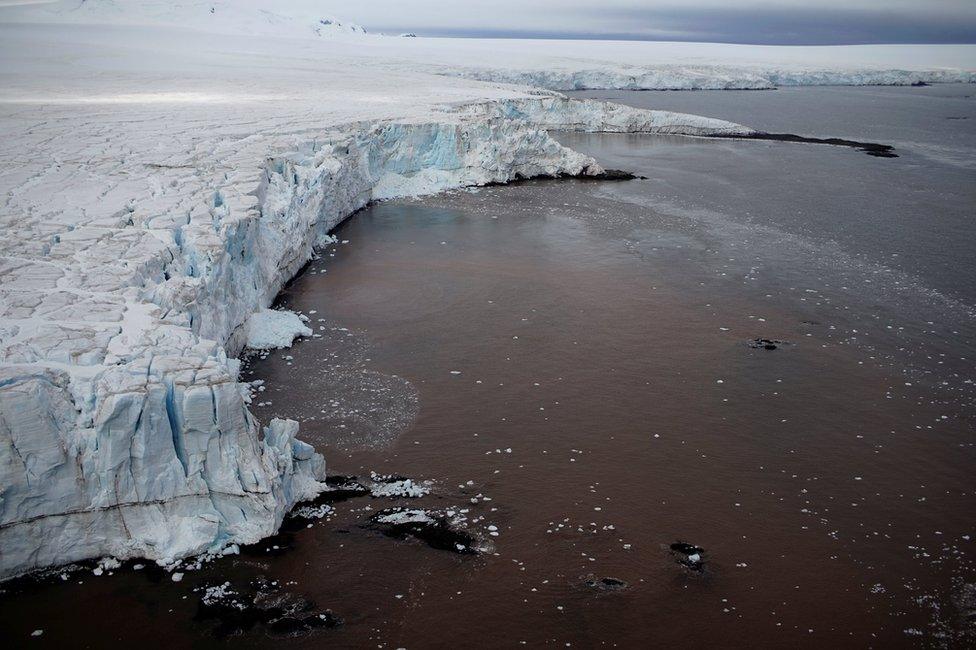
[243,309,312,350]
[0,84,751,580]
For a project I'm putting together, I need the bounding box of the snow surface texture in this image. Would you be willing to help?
[0,13,760,580]
[0,3,971,580]
[3,1,973,91]
[244,310,312,350]
[2,0,369,38]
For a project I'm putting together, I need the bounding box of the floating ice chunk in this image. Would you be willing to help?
[98,557,121,571]
[292,503,334,519]
[374,509,436,526]
[370,478,431,498]
[244,309,313,349]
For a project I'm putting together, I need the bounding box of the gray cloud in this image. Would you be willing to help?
[323,0,976,44]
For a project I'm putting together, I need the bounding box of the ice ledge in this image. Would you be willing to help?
[426,63,976,91]
[0,96,751,580]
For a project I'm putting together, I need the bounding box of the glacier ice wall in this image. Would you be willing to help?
[0,97,751,580]
[431,64,976,91]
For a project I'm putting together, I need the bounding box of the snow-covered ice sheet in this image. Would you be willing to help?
[387,40,976,90]
[3,1,973,91]
[0,2,971,580]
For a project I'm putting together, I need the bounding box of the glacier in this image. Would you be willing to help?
[0,3,972,580]
[0,29,752,578]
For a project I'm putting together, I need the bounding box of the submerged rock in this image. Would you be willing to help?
[714,131,898,158]
[748,338,786,350]
[576,167,647,181]
[315,475,371,503]
[670,542,705,571]
[367,508,478,554]
[195,576,341,638]
[582,574,628,591]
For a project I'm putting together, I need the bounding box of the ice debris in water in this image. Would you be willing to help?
[368,507,478,554]
[195,576,341,638]
[92,556,122,575]
[374,509,436,526]
[244,309,313,349]
[369,472,432,498]
[292,504,334,519]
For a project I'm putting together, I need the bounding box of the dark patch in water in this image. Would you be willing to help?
[582,574,628,591]
[278,476,370,533]
[951,582,976,643]
[366,508,478,555]
[486,167,644,188]
[715,132,898,158]
[239,530,296,557]
[317,475,370,503]
[749,338,787,350]
[670,542,705,571]
[0,558,171,594]
[195,575,341,638]
[578,167,647,181]
[369,473,409,483]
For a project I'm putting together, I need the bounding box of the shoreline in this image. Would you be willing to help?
[0,95,753,581]
[1,18,973,582]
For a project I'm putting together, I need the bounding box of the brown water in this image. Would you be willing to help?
[2,87,974,649]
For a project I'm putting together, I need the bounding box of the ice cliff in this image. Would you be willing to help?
[430,64,976,91]
[0,95,751,580]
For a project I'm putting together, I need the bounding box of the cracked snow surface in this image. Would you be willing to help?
[0,17,765,579]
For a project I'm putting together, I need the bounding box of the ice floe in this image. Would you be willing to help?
[244,309,313,350]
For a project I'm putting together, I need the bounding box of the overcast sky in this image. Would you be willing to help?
[1,0,973,44]
[328,0,976,44]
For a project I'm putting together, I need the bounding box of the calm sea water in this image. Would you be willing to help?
[2,86,973,648]
[568,85,976,304]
